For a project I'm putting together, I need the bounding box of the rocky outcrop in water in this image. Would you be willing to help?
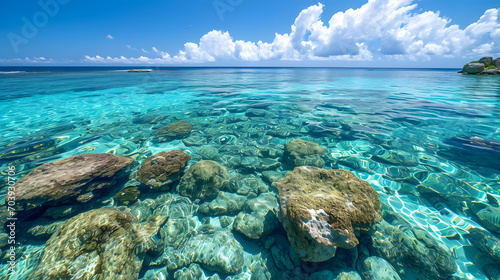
[137,150,191,190]
[13,153,133,218]
[276,166,381,262]
[461,56,500,75]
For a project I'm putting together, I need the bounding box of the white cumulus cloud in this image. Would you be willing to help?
[84,0,500,64]
[106,34,114,39]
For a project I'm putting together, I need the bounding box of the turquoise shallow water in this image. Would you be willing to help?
[0,67,500,279]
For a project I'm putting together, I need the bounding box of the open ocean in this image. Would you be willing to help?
[0,67,499,280]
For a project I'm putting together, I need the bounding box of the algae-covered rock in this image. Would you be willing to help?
[29,208,159,280]
[177,160,229,201]
[371,220,457,280]
[156,121,192,141]
[233,192,279,239]
[13,153,133,216]
[283,139,327,168]
[276,167,381,262]
[27,220,64,239]
[137,150,191,190]
[199,191,247,216]
[360,256,401,280]
[114,186,140,205]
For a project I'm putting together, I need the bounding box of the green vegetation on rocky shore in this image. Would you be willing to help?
[461,56,500,75]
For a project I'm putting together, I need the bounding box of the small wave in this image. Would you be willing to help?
[0,71,26,74]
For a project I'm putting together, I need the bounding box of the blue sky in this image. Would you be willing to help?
[1,0,499,67]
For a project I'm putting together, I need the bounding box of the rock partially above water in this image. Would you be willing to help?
[463,63,485,74]
[461,56,500,75]
[276,167,381,262]
[156,121,193,141]
[177,160,229,201]
[14,153,133,215]
[283,138,327,168]
[137,150,191,190]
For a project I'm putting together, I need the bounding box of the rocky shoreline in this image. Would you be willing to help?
[460,56,500,75]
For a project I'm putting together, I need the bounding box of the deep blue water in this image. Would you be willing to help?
[0,67,499,279]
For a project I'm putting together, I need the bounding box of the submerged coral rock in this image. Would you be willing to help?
[182,133,208,146]
[178,230,244,274]
[371,220,457,280]
[467,227,500,264]
[283,139,327,168]
[233,192,279,239]
[360,257,401,280]
[29,208,151,280]
[14,153,133,215]
[173,263,204,280]
[336,271,362,280]
[114,186,140,205]
[276,167,381,262]
[469,201,500,234]
[137,150,191,190]
[177,160,229,201]
[156,121,192,141]
[199,191,247,216]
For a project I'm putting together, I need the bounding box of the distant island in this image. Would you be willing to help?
[460,56,500,75]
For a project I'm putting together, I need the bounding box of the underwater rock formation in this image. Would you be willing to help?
[469,201,500,234]
[276,166,381,262]
[199,191,247,216]
[370,220,457,280]
[359,256,401,280]
[179,230,244,274]
[156,120,193,141]
[467,227,500,265]
[177,160,229,201]
[137,150,191,190]
[29,208,165,279]
[13,153,133,217]
[114,186,140,205]
[283,138,327,168]
[335,271,362,280]
[233,192,279,239]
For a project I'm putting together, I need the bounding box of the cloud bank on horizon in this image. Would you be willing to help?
[79,0,500,64]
